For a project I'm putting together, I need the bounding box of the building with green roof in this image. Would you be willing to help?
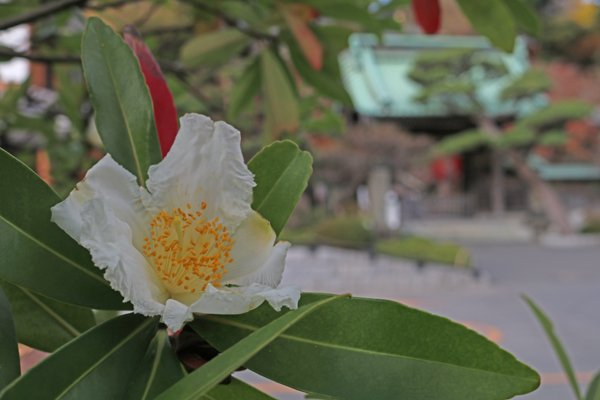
[339,33,548,133]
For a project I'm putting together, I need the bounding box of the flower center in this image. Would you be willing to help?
[141,202,234,295]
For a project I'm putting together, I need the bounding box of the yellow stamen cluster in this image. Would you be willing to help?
[141,202,234,295]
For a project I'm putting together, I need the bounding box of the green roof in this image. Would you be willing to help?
[339,33,548,118]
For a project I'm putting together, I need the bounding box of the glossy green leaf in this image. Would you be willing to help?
[0,148,126,310]
[181,29,251,68]
[287,37,352,106]
[260,49,299,138]
[0,314,158,400]
[523,295,582,400]
[500,0,541,36]
[195,293,540,400]
[82,17,162,187]
[122,330,184,400]
[586,371,600,400]
[0,278,96,353]
[247,141,312,237]
[454,0,516,52]
[0,285,20,391]
[227,57,261,120]
[201,378,276,400]
[160,295,346,400]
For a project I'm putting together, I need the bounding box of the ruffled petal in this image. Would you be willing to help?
[226,241,291,288]
[157,283,300,332]
[77,197,169,314]
[51,155,149,250]
[141,114,255,232]
[221,210,277,282]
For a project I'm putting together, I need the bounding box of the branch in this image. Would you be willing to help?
[141,24,194,36]
[0,49,81,63]
[179,0,275,41]
[85,0,143,10]
[0,0,87,31]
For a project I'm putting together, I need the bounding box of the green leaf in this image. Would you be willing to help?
[181,29,251,68]
[538,130,568,147]
[160,294,347,400]
[286,37,353,106]
[316,4,382,35]
[586,371,600,400]
[122,330,184,400]
[202,378,276,400]
[227,57,261,120]
[499,0,541,36]
[0,314,158,400]
[434,130,493,155]
[247,141,312,237]
[0,285,20,391]
[519,100,592,128]
[0,278,96,353]
[454,0,517,52]
[522,295,582,400]
[0,148,126,310]
[495,126,536,149]
[260,49,299,138]
[82,17,162,187]
[194,293,540,400]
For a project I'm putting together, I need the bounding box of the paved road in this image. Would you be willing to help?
[236,243,600,400]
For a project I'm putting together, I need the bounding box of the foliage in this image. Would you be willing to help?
[412,45,592,159]
[408,49,508,115]
[314,215,374,249]
[500,69,552,101]
[580,219,600,234]
[434,130,493,156]
[522,296,600,400]
[376,236,472,267]
[193,293,540,400]
[0,4,545,400]
[518,100,593,130]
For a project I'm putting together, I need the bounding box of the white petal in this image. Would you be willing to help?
[161,283,302,332]
[226,241,291,288]
[78,197,169,315]
[163,299,193,331]
[190,282,300,315]
[222,210,277,282]
[51,155,149,250]
[141,114,255,232]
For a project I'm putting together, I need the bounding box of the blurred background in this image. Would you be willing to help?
[2,0,600,399]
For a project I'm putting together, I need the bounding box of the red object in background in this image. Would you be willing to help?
[412,0,441,34]
[430,155,463,181]
[124,25,179,158]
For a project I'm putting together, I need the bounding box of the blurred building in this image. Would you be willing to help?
[338,33,600,220]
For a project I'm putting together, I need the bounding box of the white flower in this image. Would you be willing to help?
[51,114,301,331]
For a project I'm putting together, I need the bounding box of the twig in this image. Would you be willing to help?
[141,24,194,36]
[0,0,87,31]
[85,0,143,10]
[0,49,81,64]
[178,0,275,41]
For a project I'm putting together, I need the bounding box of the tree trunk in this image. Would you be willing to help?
[505,149,573,234]
[479,118,573,234]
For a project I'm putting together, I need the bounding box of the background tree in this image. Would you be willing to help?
[409,49,592,233]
